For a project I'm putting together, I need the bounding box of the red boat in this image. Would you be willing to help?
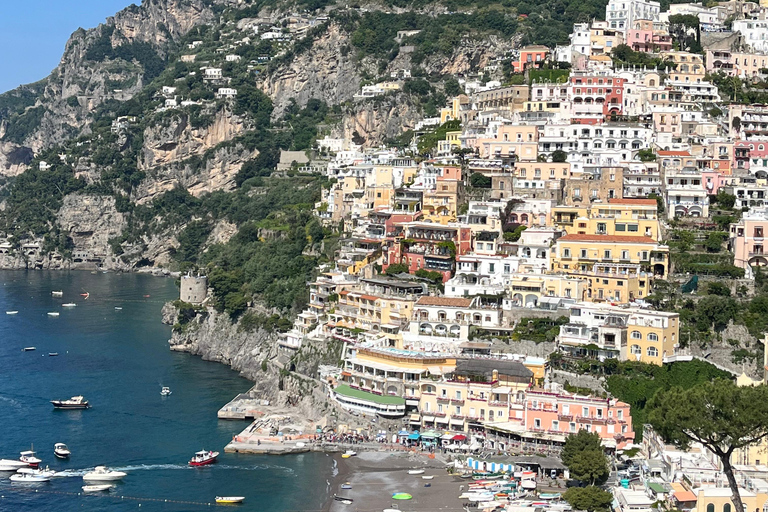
[189,450,219,466]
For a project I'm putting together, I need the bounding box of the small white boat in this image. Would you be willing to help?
[83,484,113,493]
[0,459,28,469]
[422,475,435,480]
[22,347,36,352]
[10,472,50,483]
[83,466,126,481]
[47,312,59,317]
[114,307,122,310]
[408,469,425,475]
[62,303,76,307]
[216,497,245,504]
[51,396,90,409]
[18,467,55,478]
[161,387,172,396]
[54,443,70,459]
[51,291,63,297]
[6,311,18,315]
[48,353,59,357]
[19,450,41,468]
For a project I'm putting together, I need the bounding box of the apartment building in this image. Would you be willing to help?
[552,198,660,240]
[445,254,521,298]
[665,167,710,220]
[410,296,502,339]
[730,206,768,270]
[558,302,679,365]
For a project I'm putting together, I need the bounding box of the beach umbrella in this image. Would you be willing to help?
[408,432,421,441]
[452,434,467,441]
[460,443,470,450]
[392,493,413,500]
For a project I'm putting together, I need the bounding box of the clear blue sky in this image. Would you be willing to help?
[0,1,138,93]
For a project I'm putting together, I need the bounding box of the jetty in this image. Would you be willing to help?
[217,394,270,420]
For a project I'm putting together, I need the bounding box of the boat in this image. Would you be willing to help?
[333,495,353,502]
[22,347,36,352]
[80,292,89,299]
[19,450,41,468]
[215,497,245,504]
[0,459,29,469]
[48,353,59,357]
[62,303,76,307]
[161,387,172,396]
[422,475,434,480]
[115,307,122,310]
[391,493,412,500]
[10,472,50,483]
[82,466,127,481]
[51,396,90,409]
[407,469,425,475]
[340,483,352,489]
[6,311,18,315]
[18,467,56,478]
[54,443,70,459]
[83,484,113,493]
[47,312,59,317]
[143,295,150,298]
[189,450,219,466]
[51,291,63,297]
[539,493,562,500]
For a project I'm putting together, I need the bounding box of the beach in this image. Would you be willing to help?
[325,451,469,512]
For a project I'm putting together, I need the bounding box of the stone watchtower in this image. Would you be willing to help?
[180,274,207,305]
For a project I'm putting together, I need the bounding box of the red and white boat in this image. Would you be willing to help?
[19,450,41,468]
[189,450,218,467]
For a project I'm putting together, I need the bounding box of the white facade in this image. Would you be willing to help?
[605,0,661,33]
[733,20,768,53]
[665,168,709,219]
[215,87,238,99]
[445,254,521,298]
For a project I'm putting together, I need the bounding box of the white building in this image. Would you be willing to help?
[215,87,238,99]
[517,227,563,273]
[665,167,709,219]
[733,19,768,53]
[445,254,521,298]
[202,67,223,80]
[225,54,242,62]
[605,0,661,34]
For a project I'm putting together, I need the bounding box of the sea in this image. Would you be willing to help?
[0,271,333,512]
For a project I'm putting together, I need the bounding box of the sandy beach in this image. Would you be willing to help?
[324,451,470,512]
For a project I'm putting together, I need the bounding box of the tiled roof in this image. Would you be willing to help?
[558,234,658,244]
[416,296,472,307]
[657,150,691,156]
[607,198,658,206]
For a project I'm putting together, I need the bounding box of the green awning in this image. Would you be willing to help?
[333,385,405,405]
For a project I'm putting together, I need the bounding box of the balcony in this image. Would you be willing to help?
[437,397,450,404]
[451,399,465,406]
[558,414,573,421]
[489,400,509,407]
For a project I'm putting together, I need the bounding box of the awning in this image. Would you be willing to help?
[408,432,421,440]
[398,430,409,436]
[441,434,454,440]
[421,415,435,422]
[539,296,561,305]
[421,431,439,439]
[436,417,449,423]
[491,386,512,394]
[409,414,420,421]
[427,366,445,374]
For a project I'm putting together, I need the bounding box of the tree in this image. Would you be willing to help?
[648,193,665,215]
[563,486,613,512]
[637,148,656,162]
[715,190,736,210]
[469,172,492,188]
[705,281,731,297]
[561,431,609,485]
[385,263,409,275]
[648,381,768,512]
[704,232,726,253]
[551,149,568,163]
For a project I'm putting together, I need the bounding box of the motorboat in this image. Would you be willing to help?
[19,451,41,468]
[80,292,89,298]
[54,443,70,459]
[83,466,127,481]
[62,303,76,307]
[48,353,59,357]
[215,497,245,504]
[51,291,63,297]
[340,483,352,489]
[422,475,435,480]
[51,396,90,409]
[47,312,60,317]
[83,484,113,493]
[0,459,27,471]
[6,311,18,315]
[18,467,55,478]
[22,347,36,352]
[407,469,425,475]
[115,307,122,310]
[10,472,50,483]
[333,495,353,502]
[189,450,219,466]
[161,387,172,396]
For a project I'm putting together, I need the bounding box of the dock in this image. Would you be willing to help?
[217,393,270,420]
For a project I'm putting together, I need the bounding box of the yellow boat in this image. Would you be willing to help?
[215,496,245,504]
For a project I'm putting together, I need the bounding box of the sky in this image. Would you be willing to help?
[0,1,137,94]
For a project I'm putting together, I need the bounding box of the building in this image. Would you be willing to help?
[730,205,768,270]
[558,302,680,364]
[605,0,661,34]
[180,274,207,304]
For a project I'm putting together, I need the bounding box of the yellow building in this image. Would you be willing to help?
[419,359,533,432]
[552,198,661,241]
[662,51,706,83]
[440,95,469,123]
[509,273,587,306]
[693,488,768,512]
[552,234,669,303]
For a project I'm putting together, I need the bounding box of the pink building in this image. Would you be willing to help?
[730,206,768,269]
[627,20,654,52]
[701,170,733,196]
[522,390,635,449]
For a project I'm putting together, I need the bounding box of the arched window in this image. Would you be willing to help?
[647,347,659,357]
[724,504,731,512]
[706,504,715,512]
[631,345,641,355]
[648,333,658,341]
[631,330,642,339]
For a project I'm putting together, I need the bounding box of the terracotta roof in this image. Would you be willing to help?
[608,198,658,206]
[558,234,658,244]
[657,150,691,157]
[416,296,472,307]
[360,294,379,301]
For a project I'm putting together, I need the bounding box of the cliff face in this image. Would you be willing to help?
[258,24,362,117]
[340,95,422,145]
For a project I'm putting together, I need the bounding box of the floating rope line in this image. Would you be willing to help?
[0,488,216,507]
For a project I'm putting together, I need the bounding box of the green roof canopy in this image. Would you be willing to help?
[334,385,405,405]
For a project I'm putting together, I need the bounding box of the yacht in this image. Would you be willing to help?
[6,311,18,315]
[47,312,60,317]
[51,291,63,297]
[62,303,76,308]
[18,467,55,478]
[22,347,36,352]
[82,466,127,481]
[161,387,172,396]
[0,459,28,470]
[83,484,113,492]
[10,472,51,483]
[51,396,90,409]
[19,451,41,468]
[54,443,70,459]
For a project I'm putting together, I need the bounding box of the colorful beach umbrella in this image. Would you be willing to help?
[392,493,412,500]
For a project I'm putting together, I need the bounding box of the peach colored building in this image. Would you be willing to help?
[512,45,549,73]
[522,390,635,449]
[730,206,768,269]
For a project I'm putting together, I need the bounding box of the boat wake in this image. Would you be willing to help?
[0,396,22,409]
[55,463,297,476]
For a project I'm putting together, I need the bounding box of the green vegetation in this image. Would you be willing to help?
[469,172,492,188]
[561,431,609,485]
[611,45,676,70]
[648,380,768,512]
[563,487,613,512]
[511,316,568,343]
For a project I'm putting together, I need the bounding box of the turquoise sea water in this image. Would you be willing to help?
[0,271,332,511]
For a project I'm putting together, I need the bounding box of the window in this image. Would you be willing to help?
[622,250,629,259]
[441,389,447,397]
[534,418,541,428]
[616,224,626,231]
[438,404,443,413]
[455,406,461,414]
[648,333,658,341]
[552,420,559,430]
[581,249,588,258]
[631,330,641,339]
[604,250,612,259]
[583,407,589,417]
[647,346,658,357]
[570,422,577,432]
[628,224,639,232]
[563,248,571,257]
[631,344,641,354]
[455,390,462,400]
